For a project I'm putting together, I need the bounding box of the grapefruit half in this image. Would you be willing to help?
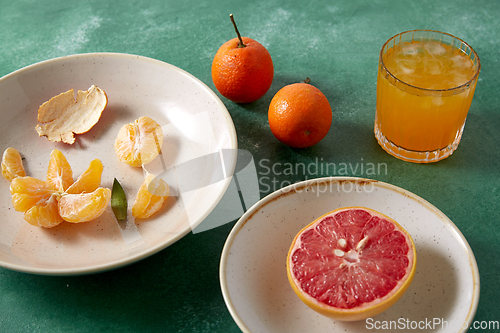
[286,206,416,321]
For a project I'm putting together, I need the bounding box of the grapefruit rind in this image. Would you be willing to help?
[286,206,416,321]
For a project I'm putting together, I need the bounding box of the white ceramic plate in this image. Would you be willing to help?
[220,177,479,333]
[0,53,237,275]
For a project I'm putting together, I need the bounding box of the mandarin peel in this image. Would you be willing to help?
[35,85,108,144]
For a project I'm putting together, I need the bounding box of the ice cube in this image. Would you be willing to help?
[396,59,418,75]
[400,43,421,57]
[424,59,444,75]
[423,41,447,58]
[432,97,445,105]
[451,54,473,72]
[451,73,469,87]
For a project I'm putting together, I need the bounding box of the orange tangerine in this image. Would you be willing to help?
[114,116,163,167]
[287,207,416,321]
[268,82,332,148]
[132,173,169,219]
[58,188,111,223]
[211,15,274,104]
[2,147,26,181]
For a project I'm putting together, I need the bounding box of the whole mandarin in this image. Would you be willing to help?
[268,82,332,148]
[211,15,274,104]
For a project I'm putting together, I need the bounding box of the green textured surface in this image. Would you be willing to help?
[1,0,499,332]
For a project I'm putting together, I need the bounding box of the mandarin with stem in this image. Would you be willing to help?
[211,14,274,104]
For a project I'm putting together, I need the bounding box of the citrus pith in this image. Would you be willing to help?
[286,206,416,321]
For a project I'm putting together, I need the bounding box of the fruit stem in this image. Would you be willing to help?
[303,77,311,84]
[230,14,246,48]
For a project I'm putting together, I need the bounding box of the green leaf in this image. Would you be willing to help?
[111,178,127,220]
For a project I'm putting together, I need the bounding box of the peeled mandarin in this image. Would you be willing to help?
[114,116,163,167]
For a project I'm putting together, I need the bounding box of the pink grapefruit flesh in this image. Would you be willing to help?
[287,206,416,321]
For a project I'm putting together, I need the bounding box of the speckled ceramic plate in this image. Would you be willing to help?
[0,53,237,275]
[220,177,479,333]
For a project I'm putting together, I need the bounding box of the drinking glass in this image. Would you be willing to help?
[374,30,481,163]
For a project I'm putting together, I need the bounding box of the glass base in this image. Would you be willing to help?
[374,123,461,163]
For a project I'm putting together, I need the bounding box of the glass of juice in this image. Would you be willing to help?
[374,30,481,163]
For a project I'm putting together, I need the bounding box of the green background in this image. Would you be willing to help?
[1,0,499,332]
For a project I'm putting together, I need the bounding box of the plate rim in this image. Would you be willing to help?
[0,52,238,275]
[219,176,480,333]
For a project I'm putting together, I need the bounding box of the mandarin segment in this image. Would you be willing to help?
[47,149,73,192]
[114,116,163,167]
[24,193,64,228]
[132,174,169,218]
[10,177,55,212]
[65,159,103,194]
[136,195,166,219]
[7,149,111,227]
[58,188,111,223]
[1,148,26,181]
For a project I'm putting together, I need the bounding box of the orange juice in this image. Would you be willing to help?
[374,30,480,163]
